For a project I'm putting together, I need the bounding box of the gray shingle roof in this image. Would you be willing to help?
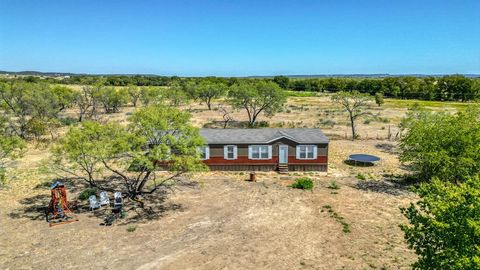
[200,128,329,144]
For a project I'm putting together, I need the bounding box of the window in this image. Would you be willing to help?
[249,145,271,159]
[224,145,237,160]
[198,146,209,160]
[296,145,317,159]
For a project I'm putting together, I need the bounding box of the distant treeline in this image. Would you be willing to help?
[4,74,480,101]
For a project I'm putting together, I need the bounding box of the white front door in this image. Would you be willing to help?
[279,145,288,164]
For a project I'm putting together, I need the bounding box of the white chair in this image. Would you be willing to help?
[113,192,123,209]
[99,191,110,206]
[89,195,100,211]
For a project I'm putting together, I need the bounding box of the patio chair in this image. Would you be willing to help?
[89,195,101,211]
[99,191,110,206]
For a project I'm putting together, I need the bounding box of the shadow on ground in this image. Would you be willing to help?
[9,177,198,225]
[375,143,399,155]
[353,174,417,196]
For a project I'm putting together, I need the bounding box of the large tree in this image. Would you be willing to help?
[53,105,206,201]
[194,81,226,110]
[273,76,290,89]
[228,80,286,126]
[331,91,373,139]
[400,176,480,269]
[399,107,480,183]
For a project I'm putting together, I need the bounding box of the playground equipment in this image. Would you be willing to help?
[45,180,79,227]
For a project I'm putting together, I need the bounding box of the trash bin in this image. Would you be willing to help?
[249,172,256,182]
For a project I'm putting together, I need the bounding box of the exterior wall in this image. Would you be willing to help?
[204,137,328,171]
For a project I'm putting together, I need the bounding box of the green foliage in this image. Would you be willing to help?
[228,80,286,126]
[127,85,142,107]
[0,82,76,139]
[273,75,290,89]
[375,92,384,107]
[290,177,314,190]
[189,80,226,110]
[327,180,340,190]
[126,225,137,232]
[139,86,163,106]
[356,173,366,180]
[399,107,480,182]
[53,105,206,198]
[322,205,351,233]
[95,86,129,113]
[400,177,480,269]
[164,83,190,107]
[78,188,97,200]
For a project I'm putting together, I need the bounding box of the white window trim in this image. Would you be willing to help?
[296,145,317,160]
[198,146,210,160]
[248,145,272,160]
[224,145,237,160]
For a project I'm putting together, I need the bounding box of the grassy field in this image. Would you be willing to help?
[0,93,470,269]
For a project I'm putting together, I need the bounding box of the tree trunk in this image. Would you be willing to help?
[349,112,356,140]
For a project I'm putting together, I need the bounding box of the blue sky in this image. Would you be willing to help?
[0,0,479,76]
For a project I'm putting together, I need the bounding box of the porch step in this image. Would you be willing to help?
[278,164,289,174]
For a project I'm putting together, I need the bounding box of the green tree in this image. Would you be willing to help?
[0,117,25,185]
[164,83,190,107]
[0,82,73,139]
[195,81,226,110]
[399,107,480,183]
[374,92,384,107]
[127,85,142,107]
[228,80,286,126]
[331,91,373,139]
[96,86,129,113]
[400,177,480,269]
[53,105,206,201]
[140,86,163,106]
[273,76,290,89]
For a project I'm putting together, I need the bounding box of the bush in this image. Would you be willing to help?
[400,107,480,182]
[290,177,314,190]
[78,188,97,200]
[356,173,366,180]
[59,117,78,126]
[126,225,137,232]
[400,177,480,269]
[327,180,340,190]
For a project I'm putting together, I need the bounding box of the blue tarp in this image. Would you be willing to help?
[348,154,381,163]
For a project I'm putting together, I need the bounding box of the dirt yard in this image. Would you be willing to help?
[0,137,417,269]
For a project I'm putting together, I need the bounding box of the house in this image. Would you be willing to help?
[198,128,329,172]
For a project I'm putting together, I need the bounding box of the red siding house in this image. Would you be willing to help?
[198,128,329,172]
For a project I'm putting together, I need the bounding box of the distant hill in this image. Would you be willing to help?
[0,70,479,78]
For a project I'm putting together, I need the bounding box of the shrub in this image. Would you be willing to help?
[78,188,97,200]
[400,177,480,269]
[356,173,366,180]
[126,225,137,232]
[327,180,340,190]
[290,177,314,190]
[400,107,480,182]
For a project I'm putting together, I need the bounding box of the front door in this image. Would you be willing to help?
[279,145,288,164]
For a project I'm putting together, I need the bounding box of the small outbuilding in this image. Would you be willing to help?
[199,128,329,172]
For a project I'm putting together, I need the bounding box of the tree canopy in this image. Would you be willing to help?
[228,80,286,126]
[401,176,480,269]
[399,107,480,183]
[53,105,206,200]
[331,91,373,139]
